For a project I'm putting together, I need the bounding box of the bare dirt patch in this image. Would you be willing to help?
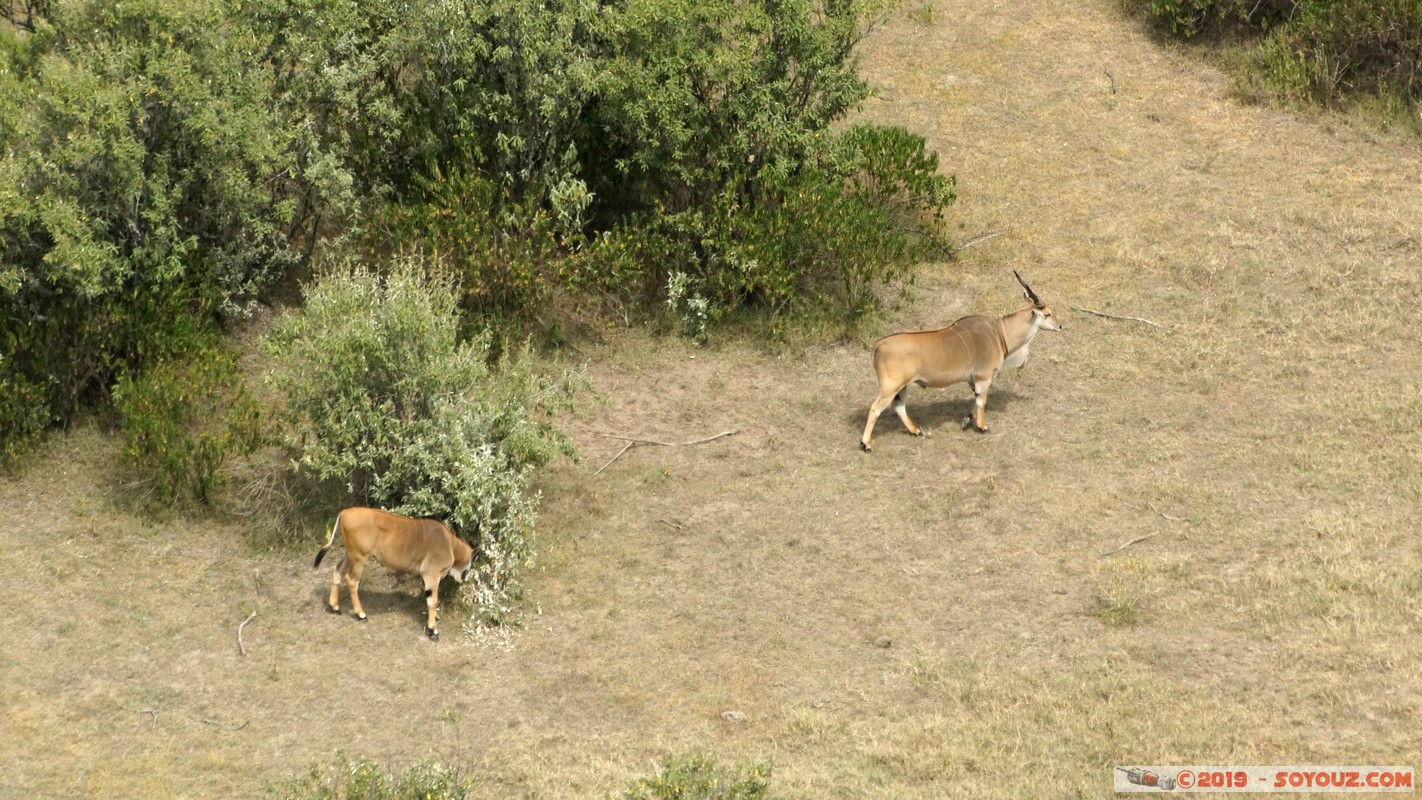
[4,1,1422,798]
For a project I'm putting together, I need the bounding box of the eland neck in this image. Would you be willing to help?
[999,305,1043,355]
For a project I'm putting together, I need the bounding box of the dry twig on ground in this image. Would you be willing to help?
[955,230,1004,252]
[595,430,738,476]
[1101,532,1161,556]
[1124,501,1188,522]
[1071,305,1159,327]
[237,610,257,657]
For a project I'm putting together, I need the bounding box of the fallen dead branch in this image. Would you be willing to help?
[237,610,257,657]
[200,716,251,731]
[1071,305,1159,327]
[1147,502,1186,522]
[955,230,1003,252]
[601,430,738,448]
[1101,531,1161,557]
[595,442,635,476]
[594,429,738,476]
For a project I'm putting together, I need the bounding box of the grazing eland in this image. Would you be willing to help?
[313,507,474,641]
[860,271,1060,451]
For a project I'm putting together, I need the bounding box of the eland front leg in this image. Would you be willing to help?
[965,375,994,433]
[421,572,441,641]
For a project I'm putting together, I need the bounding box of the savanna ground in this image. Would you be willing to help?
[4,1,1422,797]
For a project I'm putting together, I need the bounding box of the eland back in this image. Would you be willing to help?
[860,272,1060,451]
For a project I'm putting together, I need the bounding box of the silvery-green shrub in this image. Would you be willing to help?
[263,255,579,619]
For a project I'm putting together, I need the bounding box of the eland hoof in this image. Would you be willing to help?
[426,628,439,641]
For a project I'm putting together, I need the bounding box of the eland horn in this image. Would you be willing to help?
[1014,270,1043,308]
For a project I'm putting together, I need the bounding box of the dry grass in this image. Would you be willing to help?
[5,1,1422,797]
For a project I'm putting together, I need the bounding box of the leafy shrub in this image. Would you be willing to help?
[580,0,953,334]
[250,0,602,330]
[278,0,953,336]
[0,370,48,462]
[398,0,601,207]
[262,255,579,619]
[1259,0,1422,107]
[269,750,767,800]
[0,0,314,457]
[1130,0,1422,113]
[590,0,878,214]
[760,123,955,325]
[370,168,567,331]
[580,122,953,334]
[247,0,600,212]
[2,0,960,462]
[242,0,411,222]
[268,754,470,800]
[113,341,266,505]
[619,751,773,800]
[1130,0,1294,38]
[574,220,697,318]
[2,278,215,461]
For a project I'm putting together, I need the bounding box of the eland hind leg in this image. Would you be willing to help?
[327,556,347,614]
[343,555,370,621]
[862,381,912,451]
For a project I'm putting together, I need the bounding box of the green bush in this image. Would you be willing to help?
[591,0,880,212]
[1260,0,1422,107]
[269,750,768,800]
[1129,0,1422,113]
[397,0,601,208]
[580,0,953,333]
[2,0,960,461]
[243,0,410,219]
[579,123,953,334]
[299,0,953,335]
[1130,0,1294,38]
[268,754,470,800]
[0,0,306,309]
[369,168,567,331]
[2,278,215,461]
[0,369,49,462]
[262,255,580,619]
[247,0,600,212]
[619,751,773,800]
[113,341,266,505]
[758,123,954,325]
[0,0,314,456]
